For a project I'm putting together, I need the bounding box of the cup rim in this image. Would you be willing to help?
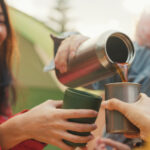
[66,88,102,100]
[105,82,141,87]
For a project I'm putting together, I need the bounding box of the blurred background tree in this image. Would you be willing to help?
[49,0,71,33]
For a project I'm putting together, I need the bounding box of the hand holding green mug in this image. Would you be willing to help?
[62,88,102,148]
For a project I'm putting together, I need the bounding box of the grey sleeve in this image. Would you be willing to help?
[127,47,150,96]
[91,74,121,90]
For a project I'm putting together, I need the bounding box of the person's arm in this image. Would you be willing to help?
[0,100,97,150]
[0,113,29,149]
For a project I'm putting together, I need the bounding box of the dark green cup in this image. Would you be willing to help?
[62,88,102,148]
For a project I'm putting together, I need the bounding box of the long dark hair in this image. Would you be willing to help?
[0,0,18,116]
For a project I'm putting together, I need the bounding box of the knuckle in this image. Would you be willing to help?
[141,93,148,99]
[78,124,94,132]
[55,60,66,69]
[70,46,76,52]
[54,58,58,65]
[78,136,91,143]
[72,111,79,116]
[108,100,114,106]
[58,46,67,54]
[55,59,61,69]
[109,98,118,107]
[61,60,67,66]
[76,125,86,132]
[70,135,90,143]
[52,120,63,128]
[71,136,82,143]
[88,110,97,116]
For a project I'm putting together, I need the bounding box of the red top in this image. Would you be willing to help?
[0,109,47,150]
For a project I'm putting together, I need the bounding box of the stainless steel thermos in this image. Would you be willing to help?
[45,30,135,88]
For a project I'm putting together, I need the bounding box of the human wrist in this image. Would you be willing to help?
[0,113,30,149]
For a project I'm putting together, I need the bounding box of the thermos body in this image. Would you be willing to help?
[55,31,135,87]
[44,30,135,88]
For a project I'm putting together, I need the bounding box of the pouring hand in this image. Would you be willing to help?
[55,34,88,73]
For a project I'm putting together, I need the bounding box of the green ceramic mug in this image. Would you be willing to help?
[62,88,102,148]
